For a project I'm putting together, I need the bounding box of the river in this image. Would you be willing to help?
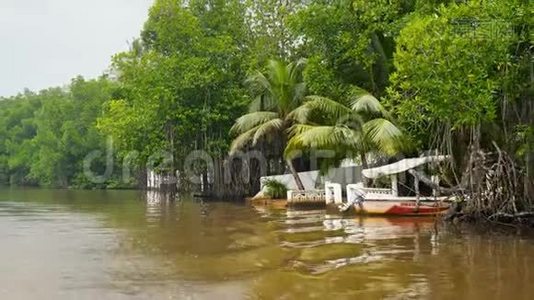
[0,188,533,299]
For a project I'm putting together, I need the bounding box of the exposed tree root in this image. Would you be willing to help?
[447,142,533,227]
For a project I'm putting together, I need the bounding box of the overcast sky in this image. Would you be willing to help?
[0,0,153,97]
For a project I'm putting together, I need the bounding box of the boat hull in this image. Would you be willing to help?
[353,199,450,216]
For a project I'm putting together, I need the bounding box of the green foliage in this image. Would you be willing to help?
[386,0,520,147]
[1,0,530,198]
[0,77,124,188]
[288,0,416,98]
[230,59,307,154]
[264,179,288,199]
[286,89,405,168]
[0,93,41,185]
[99,0,250,173]
[244,0,308,68]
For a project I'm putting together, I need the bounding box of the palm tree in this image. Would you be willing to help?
[286,88,405,173]
[230,59,306,190]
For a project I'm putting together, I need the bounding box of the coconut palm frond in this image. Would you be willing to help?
[231,111,278,134]
[363,118,404,155]
[268,60,288,87]
[288,58,306,83]
[297,126,346,149]
[287,105,311,124]
[246,71,271,92]
[336,125,365,150]
[287,123,316,138]
[257,59,301,115]
[252,118,284,145]
[285,124,326,158]
[229,125,259,155]
[350,93,389,117]
[284,86,405,168]
[248,95,263,112]
[248,95,277,113]
[287,65,301,108]
[303,95,353,120]
[284,136,305,159]
[292,82,307,108]
[286,124,366,159]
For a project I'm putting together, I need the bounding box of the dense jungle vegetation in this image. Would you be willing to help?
[0,0,531,217]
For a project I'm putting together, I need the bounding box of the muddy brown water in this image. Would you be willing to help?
[0,188,533,299]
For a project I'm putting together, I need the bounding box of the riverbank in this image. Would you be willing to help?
[445,203,534,232]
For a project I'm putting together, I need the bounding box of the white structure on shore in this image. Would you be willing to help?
[256,163,362,203]
[259,164,362,192]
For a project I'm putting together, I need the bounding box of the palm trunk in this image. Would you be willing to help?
[281,124,304,190]
[286,159,305,190]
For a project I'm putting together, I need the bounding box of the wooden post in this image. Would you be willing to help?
[391,174,398,197]
[413,169,420,208]
[431,175,439,197]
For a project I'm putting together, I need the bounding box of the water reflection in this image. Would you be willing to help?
[0,189,533,299]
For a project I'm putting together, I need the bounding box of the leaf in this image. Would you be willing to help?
[252,118,284,145]
[230,111,279,134]
[350,92,389,117]
[229,125,259,155]
[285,124,363,158]
[363,118,404,155]
[302,95,353,120]
[287,105,311,124]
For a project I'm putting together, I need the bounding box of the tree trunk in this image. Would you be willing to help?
[286,159,305,190]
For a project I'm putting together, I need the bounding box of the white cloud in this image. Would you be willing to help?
[0,0,153,96]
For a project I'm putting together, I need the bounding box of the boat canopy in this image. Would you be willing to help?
[362,155,450,179]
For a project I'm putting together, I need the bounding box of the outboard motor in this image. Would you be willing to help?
[340,183,366,212]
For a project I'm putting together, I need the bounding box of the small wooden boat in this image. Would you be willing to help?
[329,155,453,216]
[350,197,450,216]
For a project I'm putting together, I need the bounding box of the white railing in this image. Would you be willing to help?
[287,190,326,204]
[362,188,392,195]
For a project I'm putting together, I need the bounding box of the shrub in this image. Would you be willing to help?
[264,179,288,199]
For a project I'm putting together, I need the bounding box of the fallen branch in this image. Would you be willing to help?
[488,212,534,220]
[408,169,465,194]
